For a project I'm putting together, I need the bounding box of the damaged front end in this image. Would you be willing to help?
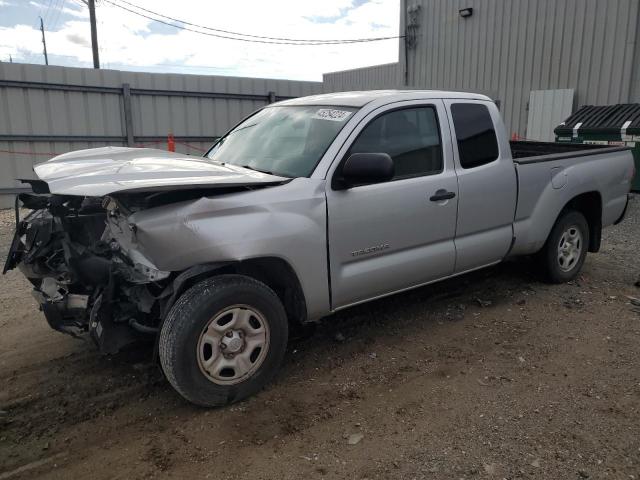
[4,193,171,354]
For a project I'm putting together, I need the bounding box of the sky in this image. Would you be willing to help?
[0,0,400,81]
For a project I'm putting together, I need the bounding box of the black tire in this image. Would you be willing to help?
[540,210,589,283]
[159,274,288,407]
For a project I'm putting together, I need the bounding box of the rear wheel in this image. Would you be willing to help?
[159,275,288,407]
[540,210,589,283]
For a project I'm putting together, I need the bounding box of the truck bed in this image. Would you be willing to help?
[510,140,628,163]
[509,141,633,257]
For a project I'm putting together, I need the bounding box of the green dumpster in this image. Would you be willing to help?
[554,104,640,191]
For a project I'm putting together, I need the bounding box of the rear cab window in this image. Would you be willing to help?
[450,103,499,168]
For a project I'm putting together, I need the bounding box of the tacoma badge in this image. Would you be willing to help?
[351,243,390,257]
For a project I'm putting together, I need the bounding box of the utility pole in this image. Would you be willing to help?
[88,0,100,68]
[39,16,49,65]
[404,4,421,86]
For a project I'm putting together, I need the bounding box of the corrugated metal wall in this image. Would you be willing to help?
[323,63,403,91]
[0,62,321,207]
[631,17,640,102]
[325,0,640,137]
[405,0,640,136]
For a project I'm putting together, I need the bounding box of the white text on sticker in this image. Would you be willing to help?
[312,109,352,122]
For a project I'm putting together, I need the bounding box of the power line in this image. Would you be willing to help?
[41,0,55,26]
[101,0,403,45]
[112,0,401,44]
[50,0,68,32]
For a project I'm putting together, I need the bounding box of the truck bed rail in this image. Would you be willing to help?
[510,140,630,164]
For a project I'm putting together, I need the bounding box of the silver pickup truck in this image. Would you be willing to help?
[4,91,634,406]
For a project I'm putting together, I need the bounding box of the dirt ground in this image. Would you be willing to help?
[0,198,639,480]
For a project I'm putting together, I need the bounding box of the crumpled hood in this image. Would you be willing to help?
[32,146,288,196]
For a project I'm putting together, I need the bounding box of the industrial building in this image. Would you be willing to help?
[325,0,640,140]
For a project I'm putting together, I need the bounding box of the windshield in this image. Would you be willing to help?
[206,105,357,178]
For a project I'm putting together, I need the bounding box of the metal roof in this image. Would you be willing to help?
[554,104,640,135]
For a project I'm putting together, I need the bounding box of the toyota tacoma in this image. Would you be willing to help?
[4,91,634,406]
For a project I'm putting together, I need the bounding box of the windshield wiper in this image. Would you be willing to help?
[229,123,258,135]
[239,164,276,175]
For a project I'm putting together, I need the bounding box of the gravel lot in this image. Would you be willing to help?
[0,197,639,479]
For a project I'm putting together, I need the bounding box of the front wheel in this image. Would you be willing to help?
[540,210,589,283]
[159,275,288,407]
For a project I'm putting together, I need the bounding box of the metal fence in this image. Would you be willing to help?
[0,63,322,207]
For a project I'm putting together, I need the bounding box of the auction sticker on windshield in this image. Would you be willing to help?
[312,109,353,122]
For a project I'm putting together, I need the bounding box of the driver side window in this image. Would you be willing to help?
[349,106,443,180]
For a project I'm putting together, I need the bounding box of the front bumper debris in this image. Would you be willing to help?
[3,193,171,354]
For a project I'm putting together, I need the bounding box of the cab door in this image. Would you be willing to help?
[326,101,459,309]
[444,100,517,273]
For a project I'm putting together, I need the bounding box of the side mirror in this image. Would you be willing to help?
[337,153,394,189]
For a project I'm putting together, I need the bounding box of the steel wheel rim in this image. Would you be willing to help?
[557,225,583,272]
[197,305,270,385]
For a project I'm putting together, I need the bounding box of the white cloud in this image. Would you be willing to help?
[0,0,400,80]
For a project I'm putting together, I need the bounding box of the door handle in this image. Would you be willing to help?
[430,190,456,202]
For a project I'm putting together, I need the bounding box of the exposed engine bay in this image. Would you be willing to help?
[4,192,173,354]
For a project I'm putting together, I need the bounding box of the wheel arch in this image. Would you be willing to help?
[161,257,308,326]
[560,191,602,252]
